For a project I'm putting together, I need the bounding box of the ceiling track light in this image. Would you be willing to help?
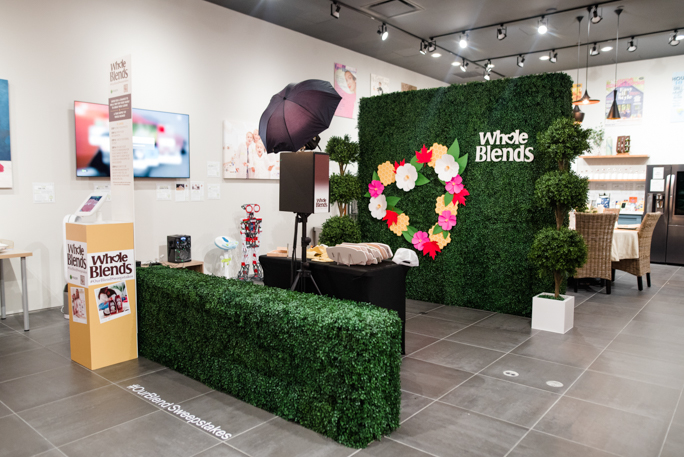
[484,69,491,81]
[590,43,600,56]
[427,40,436,53]
[419,40,428,55]
[378,23,388,41]
[460,60,469,72]
[496,24,507,41]
[459,32,469,49]
[538,16,548,35]
[516,55,525,68]
[330,2,340,19]
[669,30,680,46]
[549,50,558,63]
[607,8,623,120]
[485,59,495,71]
[627,37,637,52]
[590,5,603,24]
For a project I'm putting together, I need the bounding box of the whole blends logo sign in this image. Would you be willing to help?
[110,59,129,82]
[315,197,328,209]
[127,385,232,440]
[88,249,135,286]
[475,130,534,163]
[66,241,88,286]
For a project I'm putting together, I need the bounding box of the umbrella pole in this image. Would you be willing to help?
[290,212,321,294]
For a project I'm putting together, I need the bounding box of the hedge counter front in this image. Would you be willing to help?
[65,222,137,370]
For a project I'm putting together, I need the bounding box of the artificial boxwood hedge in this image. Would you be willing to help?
[358,73,571,316]
[136,266,402,448]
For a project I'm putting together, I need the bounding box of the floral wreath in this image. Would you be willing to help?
[365,139,469,260]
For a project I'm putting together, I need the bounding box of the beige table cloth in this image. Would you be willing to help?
[611,229,639,262]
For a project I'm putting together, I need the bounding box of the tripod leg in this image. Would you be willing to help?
[309,274,322,295]
[290,272,301,291]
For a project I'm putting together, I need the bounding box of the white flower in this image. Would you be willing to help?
[369,195,387,220]
[395,164,418,192]
[435,154,460,182]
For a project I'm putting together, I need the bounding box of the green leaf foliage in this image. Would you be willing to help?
[357,73,572,315]
[410,155,423,171]
[319,215,362,246]
[456,153,468,174]
[536,117,591,171]
[444,193,454,206]
[402,230,413,243]
[386,196,401,208]
[136,266,401,448]
[325,134,360,171]
[415,172,430,186]
[330,173,363,207]
[535,170,589,214]
[528,227,587,280]
[372,171,380,182]
[447,137,460,159]
[432,225,443,235]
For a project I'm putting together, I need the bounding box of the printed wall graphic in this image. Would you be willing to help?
[71,287,87,324]
[401,83,417,92]
[222,120,280,179]
[95,281,130,323]
[0,79,11,188]
[191,181,204,201]
[572,83,582,102]
[156,184,172,201]
[175,183,188,202]
[371,74,390,96]
[32,182,55,203]
[605,77,645,123]
[334,63,357,119]
[672,71,684,123]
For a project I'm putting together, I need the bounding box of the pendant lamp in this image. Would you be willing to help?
[607,9,622,120]
[573,16,585,123]
[573,9,600,105]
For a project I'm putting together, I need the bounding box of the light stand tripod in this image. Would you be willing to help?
[289,212,321,294]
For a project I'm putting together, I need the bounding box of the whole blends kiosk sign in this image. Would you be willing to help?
[88,249,135,286]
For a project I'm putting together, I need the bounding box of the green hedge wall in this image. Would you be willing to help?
[358,73,572,316]
[136,266,401,448]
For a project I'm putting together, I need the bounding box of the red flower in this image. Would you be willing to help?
[382,210,398,228]
[393,159,406,173]
[416,145,432,164]
[422,240,441,260]
[452,187,470,206]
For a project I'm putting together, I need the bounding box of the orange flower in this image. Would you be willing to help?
[428,143,447,167]
[377,161,396,186]
[390,213,410,236]
[428,224,451,249]
[435,194,459,215]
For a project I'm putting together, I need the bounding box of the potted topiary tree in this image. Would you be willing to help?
[528,117,589,333]
[320,135,362,245]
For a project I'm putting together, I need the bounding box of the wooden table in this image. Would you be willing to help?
[0,250,33,331]
[160,260,204,274]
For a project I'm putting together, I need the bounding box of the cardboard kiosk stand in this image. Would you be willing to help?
[65,221,137,370]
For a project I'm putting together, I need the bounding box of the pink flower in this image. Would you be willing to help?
[412,231,430,251]
[439,210,456,231]
[368,180,385,198]
[445,175,464,194]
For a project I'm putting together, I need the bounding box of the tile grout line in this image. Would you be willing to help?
[502,266,682,457]
[0,398,69,457]
[657,374,684,456]
[384,436,442,457]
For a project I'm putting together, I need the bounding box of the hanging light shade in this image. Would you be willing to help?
[573,14,600,106]
[572,17,585,123]
[573,105,585,124]
[607,90,620,119]
[607,9,622,120]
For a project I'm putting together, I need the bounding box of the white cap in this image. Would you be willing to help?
[392,248,419,267]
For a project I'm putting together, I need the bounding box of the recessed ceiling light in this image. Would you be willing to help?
[431,52,442,58]
[539,55,550,61]
[451,60,459,66]
[677,31,684,40]
[601,44,613,52]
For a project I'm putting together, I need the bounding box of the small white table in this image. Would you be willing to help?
[612,229,639,262]
[0,250,33,331]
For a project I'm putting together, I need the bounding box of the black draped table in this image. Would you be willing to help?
[259,256,408,354]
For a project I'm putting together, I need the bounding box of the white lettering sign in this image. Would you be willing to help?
[475,130,534,163]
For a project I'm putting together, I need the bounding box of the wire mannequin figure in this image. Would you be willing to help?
[238,203,263,281]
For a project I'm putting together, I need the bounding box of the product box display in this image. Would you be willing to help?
[65,221,137,370]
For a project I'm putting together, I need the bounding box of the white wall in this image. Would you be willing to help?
[0,0,445,314]
[566,54,684,206]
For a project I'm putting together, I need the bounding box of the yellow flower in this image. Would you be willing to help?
[377,161,396,186]
[428,143,447,168]
[429,224,451,249]
[390,213,410,236]
[435,194,459,215]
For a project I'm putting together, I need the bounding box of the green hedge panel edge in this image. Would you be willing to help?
[136,266,402,448]
[358,73,572,316]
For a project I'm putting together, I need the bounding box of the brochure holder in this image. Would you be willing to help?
[65,221,137,370]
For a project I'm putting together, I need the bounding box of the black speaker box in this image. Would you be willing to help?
[279,151,330,214]
[167,235,191,263]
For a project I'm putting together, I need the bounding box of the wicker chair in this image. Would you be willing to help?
[603,208,620,214]
[612,212,661,291]
[574,213,619,294]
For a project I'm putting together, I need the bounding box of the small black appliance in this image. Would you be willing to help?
[167,235,191,263]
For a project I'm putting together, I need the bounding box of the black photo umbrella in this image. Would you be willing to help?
[259,79,342,153]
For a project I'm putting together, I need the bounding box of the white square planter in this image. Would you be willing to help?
[531,293,574,334]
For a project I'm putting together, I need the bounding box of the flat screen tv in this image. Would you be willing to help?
[74,101,190,178]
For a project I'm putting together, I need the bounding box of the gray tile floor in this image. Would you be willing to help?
[1,264,684,456]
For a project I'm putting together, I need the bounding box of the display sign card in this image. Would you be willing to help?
[95,280,131,324]
[32,182,55,203]
[191,181,204,201]
[70,287,87,324]
[66,240,88,286]
[650,179,665,192]
[207,161,220,178]
[157,184,172,201]
[208,183,221,200]
[653,167,664,179]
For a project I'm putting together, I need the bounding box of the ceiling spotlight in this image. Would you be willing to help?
[419,40,428,55]
[431,52,442,58]
[677,31,684,40]
[451,60,459,66]
[590,43,600,56]
[459,32,469,49]
[538,16,548,34]
[590,5,602,24]
[460,60,469,72]
[670,30,681,46]
[330,2,340,19]
[485,59,495,71]
[516,55,525,68]
[484,70,491,81]
[627,38,637,52]
[378,23,388,41]
[497,24,507,41]
[549,50,558,63]
[601,44,613,52]
[427,41,436,53]
[539,54,550,61]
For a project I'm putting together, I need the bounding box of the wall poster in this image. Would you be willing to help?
[572,83,582,102]
[222,120,280,179]
[672,71,684,123]
[605,76,644,123]
[334,63,357,119]
[0,79,11,189]
[401,83,417,92]
[371,74,390,96]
